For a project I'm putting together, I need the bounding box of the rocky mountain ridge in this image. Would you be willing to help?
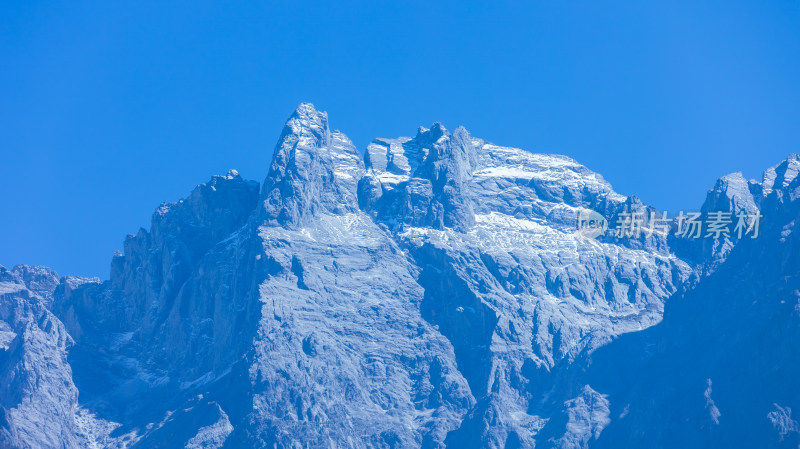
[1,103,797,448]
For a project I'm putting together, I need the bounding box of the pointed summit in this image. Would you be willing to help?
[261,103,364,227]
[762,153,800,196]
[701,171,760,215]
[416,122,448,143]
[283,102,329,143]
[264,103,329,182]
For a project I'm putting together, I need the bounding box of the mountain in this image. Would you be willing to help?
[0,265,99,448]
[0,104,795,448]
[585,154,800,449]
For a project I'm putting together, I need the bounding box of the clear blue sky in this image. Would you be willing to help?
[2,0,799,278]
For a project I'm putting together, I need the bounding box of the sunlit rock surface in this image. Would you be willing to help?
[1,104,796,448]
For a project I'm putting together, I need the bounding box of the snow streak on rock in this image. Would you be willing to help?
[2,104,797,449]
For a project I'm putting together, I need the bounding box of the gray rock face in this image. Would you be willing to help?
[247,105,473,448]
[586,154,800,449]
[0,265,98,449]
[674,171,764,269]
[359,123,690,448]
[262,103,364,227]
[1,103,794,448]
[701,172,761,215]
[49,170,264,448]
[762,153,800,197]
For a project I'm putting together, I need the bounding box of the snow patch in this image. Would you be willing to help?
[767,403,799,441]
[74,407,138,449]
[185,404,233,449]
[704,378,721,425]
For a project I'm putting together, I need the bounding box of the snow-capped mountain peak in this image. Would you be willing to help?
[262,103,364,227]
[2,103,796,449]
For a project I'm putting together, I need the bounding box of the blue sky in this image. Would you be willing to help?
[2,0,799,277]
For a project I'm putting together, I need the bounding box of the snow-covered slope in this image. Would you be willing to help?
[358,122,690,447]
[1,103,793,448]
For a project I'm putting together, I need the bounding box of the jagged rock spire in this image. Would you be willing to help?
[261,103,364,227]
[701,171,761,215]
[418,125,477,230]
[359,122,477,231]
[762,153,800,197]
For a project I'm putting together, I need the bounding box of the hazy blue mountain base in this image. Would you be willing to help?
[1,104,798,448]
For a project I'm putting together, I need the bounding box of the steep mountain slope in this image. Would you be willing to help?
[46,104,477,449]
[245,104,473,448]
[0,265,99,448]
[359,123,690,448]
[1,104,790,448]
[585,154,800,449]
